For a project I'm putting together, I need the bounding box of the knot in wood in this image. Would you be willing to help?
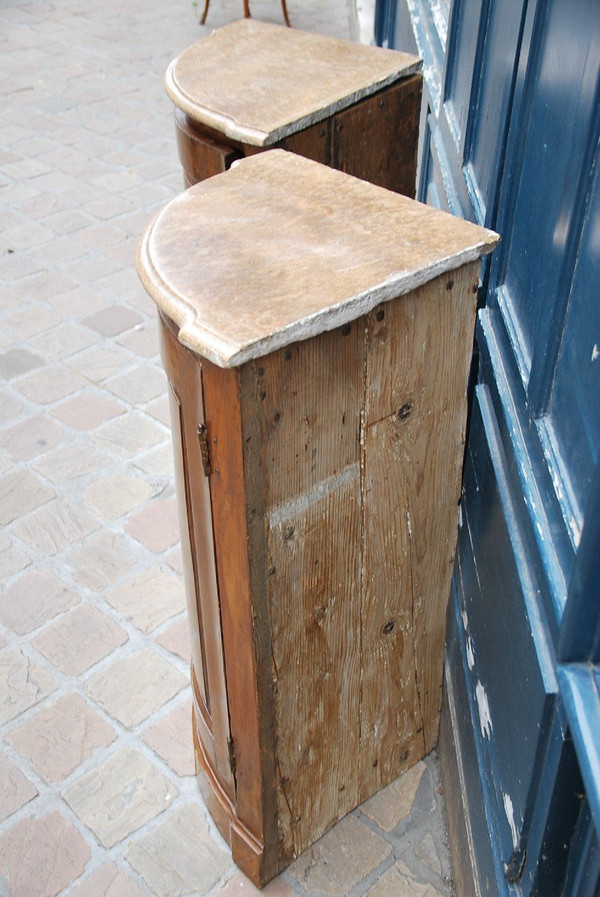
[382,619,395,635]
[397,402,413,421]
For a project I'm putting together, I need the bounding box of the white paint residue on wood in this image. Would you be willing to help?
[592,343,599,361]
[466,637,475,670]
[503,792,519,849]
[475,680,493,739]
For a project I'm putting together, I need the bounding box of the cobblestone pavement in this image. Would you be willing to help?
[0,0,454,894]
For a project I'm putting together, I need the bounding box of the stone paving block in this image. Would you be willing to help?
[14,363,87,404]
[68,863,146,897]
[84,472,153,522]
[0,649,56,725]
[83,304,143,337]
[288,815,393,897]
[85,648,187,727]
[12,496,99,556]
[0,412,65,461]
[68,343,135,383]
[116,321,160,358]
[50,285,108,317]
[125,803,231,897]
[365,860,444,897]
[67,530,136,590]
[51,391,125,430]
[45,208,95,235]
[6,219,55,250]
[360,762,427,832]
[62,747,178,848]
[105,566,186,634]
[0,755,38,823]
[5,304,61,337]
[124,497,179,554]
[0,810,90,897]
[0,347,44,378]
[145,393,171,426]
[216,872,297,897]
[155,616,192,665]
[32,604,128,676]
[0,467,55,524]
[32,440,109,483]
[416,832,447,878]
[141,697,195,776]
[7,693,117,783]
[75,222,130,252]
[0,530,31,579]
[105,364,166,406]
[133,443,175,477]
[0,392,24,426]
[28,321,96,361]
[92,410,165,458]
[0,569,79,635]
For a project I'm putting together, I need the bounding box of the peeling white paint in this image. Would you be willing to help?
[570,517,582,548]
[592,344,599,362]
[405,508,413,538]
[462,609,469,631]
[475,680,493,739]
[503,793,519,849]
[458,504,463,528]
[466,637,475,670]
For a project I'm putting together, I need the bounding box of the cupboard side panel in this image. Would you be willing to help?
[360,264,479,798]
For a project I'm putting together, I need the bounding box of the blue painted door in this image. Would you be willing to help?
[376,0,600,893]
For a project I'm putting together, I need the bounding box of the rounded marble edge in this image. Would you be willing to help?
[164,58,423,147]
[137,226,498,369]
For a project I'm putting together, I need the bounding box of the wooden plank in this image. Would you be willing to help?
[278,118,331,166]
[254,324,364,508]
[333,75,422,197]
[201,357,278,883]
[158,314,235,800]
[268,473,362,862]
[359,263,480,798]
[254,326,365,862]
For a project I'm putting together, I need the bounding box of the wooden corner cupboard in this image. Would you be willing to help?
[165,18,422,196]
[137,151,499,887]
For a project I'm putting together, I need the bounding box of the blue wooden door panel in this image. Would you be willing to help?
[463,0,527,225]
[489,0,600,391]
[457,385,555,862]
[376,0,600,890]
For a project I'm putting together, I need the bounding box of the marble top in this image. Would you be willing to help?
[165,19,422,146]
[138,151,499,368]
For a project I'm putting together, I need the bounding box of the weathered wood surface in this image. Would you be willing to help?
[158,315,234,801]
[360,262,480,798]
[252,327,364,860]
[165,19,421,146]
[138,152,499,369]
[333,74,421,195]
[174,108,241,186]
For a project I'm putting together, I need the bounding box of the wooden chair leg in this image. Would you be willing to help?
[200,0,210,23]
[281,0,290,26]
[243,0,250,17]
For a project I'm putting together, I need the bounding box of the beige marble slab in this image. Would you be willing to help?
[165,19,422,146]
[138,151,499,368]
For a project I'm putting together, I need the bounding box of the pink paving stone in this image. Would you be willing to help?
[141,697,195,777]
[6,693,117,783]
[0,810,90,897]
[0,413,65,460]
[0,756,38,823]
[155,616,192,665]
[124,497,180,553]
[68,863,146,897]
[0,569,79,635]
[83,304,143,337]
[32,604,128,676]
[165,546,184,577]
[51,392,125,430]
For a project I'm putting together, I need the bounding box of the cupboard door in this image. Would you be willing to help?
[159,314,235,800]
[174,108,242,186]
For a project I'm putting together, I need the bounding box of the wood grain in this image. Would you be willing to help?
[333,75,422,197]
[159,314,235,801]
[201,357,279,883]
[175,109,241,185]
[359,263,480,797]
